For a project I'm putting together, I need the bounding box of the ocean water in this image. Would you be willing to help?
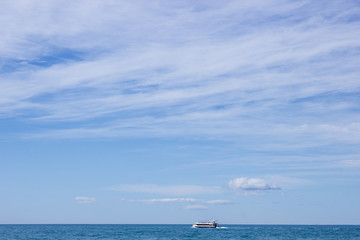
[0,224,359,240]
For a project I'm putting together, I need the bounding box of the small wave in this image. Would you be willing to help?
[217,227,228,229]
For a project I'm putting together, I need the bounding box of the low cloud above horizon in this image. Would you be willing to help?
[228,177,281,191]
[110,178,281,204]
[120,198,231,210]
[123,198,231,204]
[110,184,222,196]
[75,197,96,204]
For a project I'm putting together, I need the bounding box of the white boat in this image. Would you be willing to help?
[192,220,219,228]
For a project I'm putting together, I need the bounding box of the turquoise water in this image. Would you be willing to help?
[1,224,359,239]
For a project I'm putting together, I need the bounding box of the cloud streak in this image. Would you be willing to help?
[184,205,208,210]
[0,0,359,158]
[137,198,198,203]
[122,198,231,209]
[110,184,221,196]
[75,196,96,204]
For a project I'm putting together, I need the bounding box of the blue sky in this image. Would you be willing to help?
[0,0,360,224]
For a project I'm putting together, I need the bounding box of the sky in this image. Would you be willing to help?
[0,0,360,224]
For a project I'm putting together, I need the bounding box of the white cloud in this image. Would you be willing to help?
[75,196,96,204]
[203,200,231,204]
[110,184,221,196]
[184,205,208,210]
[133,198,231,204]
[263,175,312,189]
[138,198,197,203]
[228,177,280,191]
[0,0,359,162]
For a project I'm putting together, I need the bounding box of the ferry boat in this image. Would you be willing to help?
[192,220,219,228]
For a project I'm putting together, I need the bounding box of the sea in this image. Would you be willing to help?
[0,224,359,239]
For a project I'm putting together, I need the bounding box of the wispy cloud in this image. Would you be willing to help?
[203,200,231,204]
[136,198,198,203]
[262,175,312,189]
[184,205,208,210]
[0,1,359,144]
[110,184,221,196]
[0,1,359,169]
[75,196,96,204]
[121,197,231,210]
[228,177,281,191]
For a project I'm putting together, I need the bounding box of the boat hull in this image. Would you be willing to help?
[192,223,218,228]
[193,225,217,228]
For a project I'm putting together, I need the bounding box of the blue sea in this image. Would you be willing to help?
[0,224,359,239]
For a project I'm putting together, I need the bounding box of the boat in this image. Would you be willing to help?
[192,220,219,228]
